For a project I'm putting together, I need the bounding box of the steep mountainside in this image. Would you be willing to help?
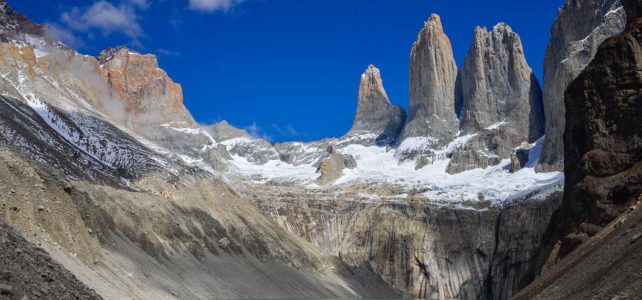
[1,0,638,299]
[560,0,642,249]
[448,24,544,174]
[347,65,406,145]
[400,14,460,147]
[537,0,626,172]
[513,0,642,297]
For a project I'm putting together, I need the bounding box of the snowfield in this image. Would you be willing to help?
[226,136,563,206]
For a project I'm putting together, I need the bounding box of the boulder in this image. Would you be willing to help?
[316,154,357,185]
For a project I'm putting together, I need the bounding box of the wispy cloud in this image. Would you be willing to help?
[45,23,83,48]
[130,0,150,9]
[155,48,181,57]
[61,1,143,38]
[188,0,246,12]
[244,122,272,141]
[48,0,148,49]
[272,124,304,138]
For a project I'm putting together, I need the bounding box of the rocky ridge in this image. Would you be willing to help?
[537,0,626,172]
[0,1,636,300]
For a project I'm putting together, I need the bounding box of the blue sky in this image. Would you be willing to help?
[10,0,564,142]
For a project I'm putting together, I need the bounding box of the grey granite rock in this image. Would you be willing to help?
[205,144,232,172]
[400,14,460,148]
[537,0,625,172]
[316,153,357,185]
[347,65,406,145]
[449,23,544,173]
[254,185,563,300]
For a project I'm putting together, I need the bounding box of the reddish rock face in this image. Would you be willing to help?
[400,14,460,147]
[96,47,194,130]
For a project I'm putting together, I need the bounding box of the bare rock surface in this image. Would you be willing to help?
[515,3,642,298]
[449,23,544,173]
[347,65,405,145]
[400,14,460,147]
[203,120,250,142]
[0,221,101,300]
[537,0,626,172]
[252,183,563,300]
[562,0,642,229]
[316,153,357,184]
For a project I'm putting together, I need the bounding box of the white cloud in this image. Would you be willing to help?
[155,48,180,57]
[45,23,82,48]
[272,124,304,137]
[188,0,246,12]
[130,0,150,9]
[244,122,272,141]
[61,1,143,38]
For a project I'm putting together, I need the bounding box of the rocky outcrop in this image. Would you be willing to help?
[521,2,642,294]
[400,14,460,147]
[510,143,532,173]
[0,0,70,53]
[537,0,626,172]
[203,120,250,142]
[316,153,357,184]
[448,24,544,173]
[347,65,405,145]
[254,184,563,300]
[97,46,195,130]
[562,0,642,232]
[96,47,216,158]
[205,144,232,171]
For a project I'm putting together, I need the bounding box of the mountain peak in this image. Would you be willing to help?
[348,65,405,144]
[400,13,459,146]
[426,13,443,30]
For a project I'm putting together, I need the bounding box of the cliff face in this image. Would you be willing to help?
[513,2,642,297]
[253,184,563,300]
[348,65,405,145]
[447,24,544,174]
[400,14,460,147]
[537,0,626,172]
[97,47,195,130]
[563,0,642,231]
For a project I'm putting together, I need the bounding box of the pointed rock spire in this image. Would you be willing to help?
[399,13,460,147]
[447,23,545,174]
[537,0,625,172]
[459,23,544,139]
[348,64,405,144]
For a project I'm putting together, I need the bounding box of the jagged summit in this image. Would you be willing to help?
[423,13,443,30]
[446,22,545,174]
[460,22,543,137]
[348,64,405,145]
[400,13,460,147]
